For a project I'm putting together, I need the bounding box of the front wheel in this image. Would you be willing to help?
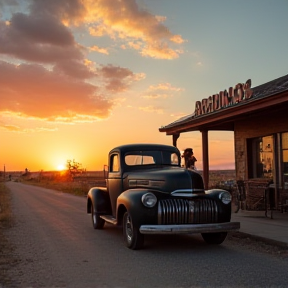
[91,204,105,229]
[123,211,144,250]
[201,232,227,244]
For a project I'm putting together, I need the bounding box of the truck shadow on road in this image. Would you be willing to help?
[90,223,232,253]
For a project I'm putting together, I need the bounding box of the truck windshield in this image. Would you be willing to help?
[125,151,179,166]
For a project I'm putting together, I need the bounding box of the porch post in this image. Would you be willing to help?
[201,130,209,189]
[172,133,180,147]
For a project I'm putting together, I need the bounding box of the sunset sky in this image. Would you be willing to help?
[1,0,288,172]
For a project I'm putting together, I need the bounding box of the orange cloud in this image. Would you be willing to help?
[141,82,184,100]
[139,106,164,114]
[141,44,182,59]
[82,0,185,59]
[2,0,185,60]
[0,0,179,128]
[0,60,144,123]
[89,45,109,55]
[142,94,169,99]
[0,123,58,133]
[0,124,21,132]
[149,83,184,92]
[0,61,112,121]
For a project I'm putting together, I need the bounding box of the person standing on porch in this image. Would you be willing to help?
[182,148,197,170]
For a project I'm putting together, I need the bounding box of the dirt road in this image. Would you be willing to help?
[5,182,129,287]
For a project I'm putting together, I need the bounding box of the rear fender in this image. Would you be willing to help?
[87,187,111,214]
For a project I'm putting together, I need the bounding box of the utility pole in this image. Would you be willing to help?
[4,164,6,181]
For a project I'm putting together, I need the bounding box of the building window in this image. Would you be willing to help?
[282,132,288,189]
[261,135,274,178]
[247,135,274,179]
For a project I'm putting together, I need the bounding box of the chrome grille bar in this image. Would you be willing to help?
[158,199,218,224]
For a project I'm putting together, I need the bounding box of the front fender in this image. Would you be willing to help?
[205,189,232,221]
[117,189,158,226]
[87,187,111,214]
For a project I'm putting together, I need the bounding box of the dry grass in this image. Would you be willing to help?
[20,178,105,196]
[0,181,13,228]
[0,181,16,286]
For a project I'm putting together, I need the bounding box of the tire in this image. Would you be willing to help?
[91,204,105,229]
[201,232,227,245]
[123,211,144,250]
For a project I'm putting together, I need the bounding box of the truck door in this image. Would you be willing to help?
[107,153,123,217]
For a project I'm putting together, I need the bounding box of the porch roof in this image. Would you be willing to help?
[159,74,288,135]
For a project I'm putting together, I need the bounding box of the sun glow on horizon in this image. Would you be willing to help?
[57,164,66,171]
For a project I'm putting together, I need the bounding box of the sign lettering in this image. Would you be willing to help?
[194,79,253,116]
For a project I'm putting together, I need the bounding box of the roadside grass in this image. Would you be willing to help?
[0,181,13,229]
[0,181,15,286]
[20,178,94,196]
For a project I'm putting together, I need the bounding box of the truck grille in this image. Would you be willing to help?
[158,199,218,224]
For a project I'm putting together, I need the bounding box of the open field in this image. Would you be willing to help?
[1,169,237,197]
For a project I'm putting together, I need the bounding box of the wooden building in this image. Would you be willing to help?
[159,74,288,211]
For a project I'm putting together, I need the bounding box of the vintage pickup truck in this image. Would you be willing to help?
[87,144,240,249]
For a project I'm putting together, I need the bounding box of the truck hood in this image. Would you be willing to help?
[124,167,205,194]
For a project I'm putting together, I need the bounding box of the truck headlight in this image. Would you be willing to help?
[142,193,157,208]
[219,191,232,204]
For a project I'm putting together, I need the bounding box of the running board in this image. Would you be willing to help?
[100,215,117,225]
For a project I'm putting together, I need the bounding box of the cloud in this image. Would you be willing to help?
[0,1,95,83]
[89,45,109,55]
[0,60,145,123]
[0,61,112,121]
[0,16,86,65]
[1,0,185,60]
[142,93,169,99]
[140,42,184,60]
[99,64,145,92]
[0,0,181,128]
[170,112,189,119]
[82,0,185,59]
[53,59,95,79]
[148,83,184,92]
[10,12,74,45]
[0,123,58,133]
[0,124,22,132]
[28,0,87,25]
[138,106,164,114]
[141,82,184,99]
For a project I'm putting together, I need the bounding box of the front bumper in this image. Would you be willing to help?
[139,221,240,235]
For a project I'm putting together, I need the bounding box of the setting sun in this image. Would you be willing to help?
[57,164,65,171]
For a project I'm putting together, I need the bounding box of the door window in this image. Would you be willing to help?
[110,154,119,172]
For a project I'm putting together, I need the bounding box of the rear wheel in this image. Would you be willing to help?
[123,211,144,250]
[201,232,227,244]
[91,204,105,229]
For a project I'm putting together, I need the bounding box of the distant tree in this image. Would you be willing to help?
[66,159,84,179]
[22,168,30,176]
